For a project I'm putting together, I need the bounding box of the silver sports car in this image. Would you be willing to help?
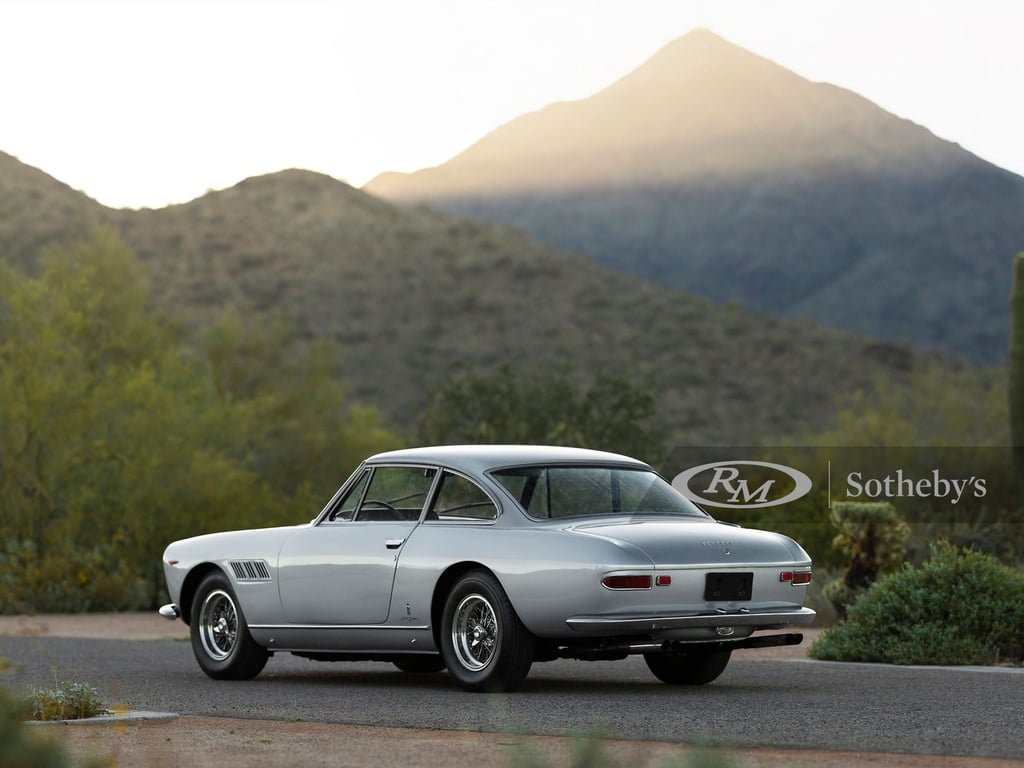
[160,445,815,692]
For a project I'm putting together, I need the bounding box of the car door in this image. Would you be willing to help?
[277,465,438,625]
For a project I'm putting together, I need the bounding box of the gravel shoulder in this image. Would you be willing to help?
[0,612,190,642]
[46,716,1024,768]
[5,614,1019,768]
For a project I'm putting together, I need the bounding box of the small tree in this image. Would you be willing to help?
[417,365,665,463]
[824,501,909,619]
[0,230,400,611]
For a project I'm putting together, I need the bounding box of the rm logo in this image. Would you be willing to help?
[672,460,813,509]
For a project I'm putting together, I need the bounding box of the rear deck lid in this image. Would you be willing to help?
[569,519,796,566]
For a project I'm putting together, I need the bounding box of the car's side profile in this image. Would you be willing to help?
[160,445,815,691]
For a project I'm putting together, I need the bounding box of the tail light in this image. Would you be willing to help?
[780,570,812,585]
[602,575,652,590]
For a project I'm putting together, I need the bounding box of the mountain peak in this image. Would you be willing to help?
[366,29,961,200]
[361,29,1018,365]
[638,27,771,67]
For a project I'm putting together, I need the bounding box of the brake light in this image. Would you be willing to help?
[655,575,672,586]
[780,570,812,585]
[602,575,652,590]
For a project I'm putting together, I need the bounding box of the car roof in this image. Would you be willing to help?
[365,445,652,474]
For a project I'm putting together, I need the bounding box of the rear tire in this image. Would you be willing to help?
[440,570,534,692]
[190,571,269,680]
[644,649,731,685]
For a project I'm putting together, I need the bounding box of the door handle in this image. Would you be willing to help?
[385,538,406,549]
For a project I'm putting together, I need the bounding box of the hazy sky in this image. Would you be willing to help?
[3,0,1021,209]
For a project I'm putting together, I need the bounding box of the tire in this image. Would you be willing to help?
[644,649,732,685]
[440,570,534,692]
[392,656,446,674]
[189,571,269,680]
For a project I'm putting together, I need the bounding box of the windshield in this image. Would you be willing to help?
[491,465,708,520]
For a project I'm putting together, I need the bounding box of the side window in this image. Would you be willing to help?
[493,468,549,518]
[327,469,370,521]
[354,466,436,522]
[427,472,497,522]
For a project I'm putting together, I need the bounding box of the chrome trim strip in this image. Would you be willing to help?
[566,607,816,631]
[654,562,812,570]
[249,623,430,631]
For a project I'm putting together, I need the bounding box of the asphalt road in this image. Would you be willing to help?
[2,635,1022,760]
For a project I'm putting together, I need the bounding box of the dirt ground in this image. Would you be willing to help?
[4,614,1021,768]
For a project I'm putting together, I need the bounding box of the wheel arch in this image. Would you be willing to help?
[179,562,226,626]
[430,561,495,647]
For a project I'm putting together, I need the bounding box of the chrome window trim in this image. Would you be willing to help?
[421,467,501,525]
[317,464,438,525]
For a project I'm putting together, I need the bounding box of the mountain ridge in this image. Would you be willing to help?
[0,153,952,445]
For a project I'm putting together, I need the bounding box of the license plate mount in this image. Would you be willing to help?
[704,572,753,601]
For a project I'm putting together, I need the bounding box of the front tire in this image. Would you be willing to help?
[644,649,731,685]
[440,570,534,692]
[190,571,269,680]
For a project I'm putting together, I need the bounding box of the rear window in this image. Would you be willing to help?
[491,465,707,520]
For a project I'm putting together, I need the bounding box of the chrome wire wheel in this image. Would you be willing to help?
[199,588,238,661]
[451,593,498,671]
[441,570,534,692]
[189,572,269,680]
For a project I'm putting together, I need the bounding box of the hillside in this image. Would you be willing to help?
[0,155,944,446]
[365,29,1024,364]
[0,150,108,268]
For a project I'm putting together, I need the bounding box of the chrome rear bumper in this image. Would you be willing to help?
[158,603,181,620]
[566,606,816,634]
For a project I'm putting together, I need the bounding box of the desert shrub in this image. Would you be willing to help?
[810,541,1024,665]
[26,680,108,722]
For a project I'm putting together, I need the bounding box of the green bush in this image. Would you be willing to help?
[0,538,150,614]
[810,541,1024,665]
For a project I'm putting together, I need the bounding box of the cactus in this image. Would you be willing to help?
[1010,253,1024,477]
[824,501,909,619]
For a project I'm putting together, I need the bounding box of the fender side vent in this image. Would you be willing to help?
[229,559,271,582]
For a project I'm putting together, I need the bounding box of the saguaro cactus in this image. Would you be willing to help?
[1010,253,1024,476]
